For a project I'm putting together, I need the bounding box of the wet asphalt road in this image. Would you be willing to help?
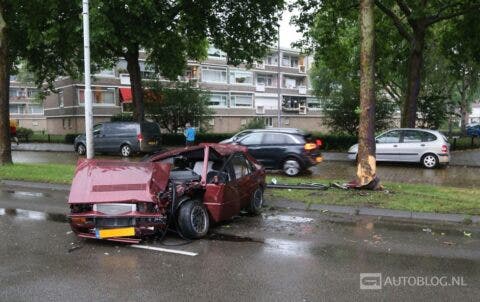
[0,184,479,301]
[13,151,480,188]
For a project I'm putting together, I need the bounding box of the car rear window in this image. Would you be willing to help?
[141,122,160,135]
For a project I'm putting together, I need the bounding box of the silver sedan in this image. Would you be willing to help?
[347,128,450,168]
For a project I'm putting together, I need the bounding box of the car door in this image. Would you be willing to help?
[375,130,402,161]
[260,133,290,168]
[237,132,266,165]
[400,130,425,162]
[93,124,107,152]
[230,153,258,207]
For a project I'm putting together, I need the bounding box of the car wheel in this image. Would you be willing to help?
[177,200,209,239]
[247,187,264,215]
[283,158,301,176]
[120,144,132,157]
[76,143,86,155]
[421,153,438,169]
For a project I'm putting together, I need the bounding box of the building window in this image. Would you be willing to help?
[27,89,39,98]
[209,93,228,107]
[229,70,253,85]
[78,87,116,106]
[28,104,43,115]
[265,54,279,65]
[201,66,227,83]
[230,93,253,108]
[256,74,276,87]
[95,68,115,77]
[9,104,26,114]
[282,55,299,68]
[208,119,215,126]
[307,97,321,109]
[58,91,64,107]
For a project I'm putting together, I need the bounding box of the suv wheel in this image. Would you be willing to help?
[283,158,301,176]
[120,144,132,157]
[177,200,209,239]
[76,143,86,155]
[247,187,264,215]
[421,153,438,169]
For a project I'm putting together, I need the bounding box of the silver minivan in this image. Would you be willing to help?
[347,128,450,168]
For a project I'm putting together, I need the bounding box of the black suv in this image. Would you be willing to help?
[222,128,322,176]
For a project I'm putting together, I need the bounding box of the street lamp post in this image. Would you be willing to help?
[82,0,94,159]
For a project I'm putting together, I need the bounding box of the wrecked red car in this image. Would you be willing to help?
[68,143,266,243]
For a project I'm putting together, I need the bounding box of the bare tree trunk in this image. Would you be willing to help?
[459,91,468,135]
[357,0,378,187]
[0,6,12,165]
[126,47,145,123]
[401,26,426,128]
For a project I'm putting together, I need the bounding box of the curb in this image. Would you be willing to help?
[0,180,70,191]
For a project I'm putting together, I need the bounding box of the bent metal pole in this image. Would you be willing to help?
[82,0,94,159]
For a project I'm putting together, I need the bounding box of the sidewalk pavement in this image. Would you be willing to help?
[12,143,73,152]
[1,179,479,226]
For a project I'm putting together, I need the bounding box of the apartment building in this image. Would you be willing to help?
[8,78,46,131]
[42,47,326,134]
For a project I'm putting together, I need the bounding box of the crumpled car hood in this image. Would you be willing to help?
[68,159,170,204]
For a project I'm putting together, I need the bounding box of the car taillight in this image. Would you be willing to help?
[441,145,448,153]
[316,139,322,147]
[304,143,317,151]
[137,134,143,142]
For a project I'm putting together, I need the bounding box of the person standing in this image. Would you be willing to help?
[184,122,196,147]
[10,120,19,145]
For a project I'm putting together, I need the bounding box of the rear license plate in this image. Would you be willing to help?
[95,227,135,239]
[148,141,157,145]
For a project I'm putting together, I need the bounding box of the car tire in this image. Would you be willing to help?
[177,200,209,239]
[283,158,301,176]
[76,143,86,155]
[247,187,264,215]
[421,153,438,169]
[120,144,132,157]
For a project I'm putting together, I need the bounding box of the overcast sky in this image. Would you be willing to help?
[278,6,303,48]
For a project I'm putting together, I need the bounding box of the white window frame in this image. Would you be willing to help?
[256,74,276,87]
[209,93,229,108]
[229,69,253,85]
[201,66,228,83]
[77,87,117,107]
[230,93,253,108]
[27,104,44,115]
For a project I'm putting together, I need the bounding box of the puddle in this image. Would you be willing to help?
[207,233,263,243]
[265,214,314,223]
[263,238,312,257]
[0,208,67,223]
[1,190,50,198]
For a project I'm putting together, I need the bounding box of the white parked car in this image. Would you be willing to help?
[347,128,450,168]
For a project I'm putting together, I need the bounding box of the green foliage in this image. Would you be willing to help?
[64,134,81,144]
[240,117,267,130]
[111,113,134,122]
[144,82,214,133]
[16,127,33,142]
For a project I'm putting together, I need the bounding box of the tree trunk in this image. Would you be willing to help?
[125,47,145,123]
[459,90,468,135]
[0,6,12,165]
[401,26,426,128]
[357,0,378,187]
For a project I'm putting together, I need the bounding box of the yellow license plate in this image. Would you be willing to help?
[148,141,157,145]
[96,227,135,239]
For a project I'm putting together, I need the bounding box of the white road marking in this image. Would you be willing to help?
[131,244,198,256]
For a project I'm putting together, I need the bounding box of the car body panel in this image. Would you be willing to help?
[68,159,170,205]
[347,128,450,165]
